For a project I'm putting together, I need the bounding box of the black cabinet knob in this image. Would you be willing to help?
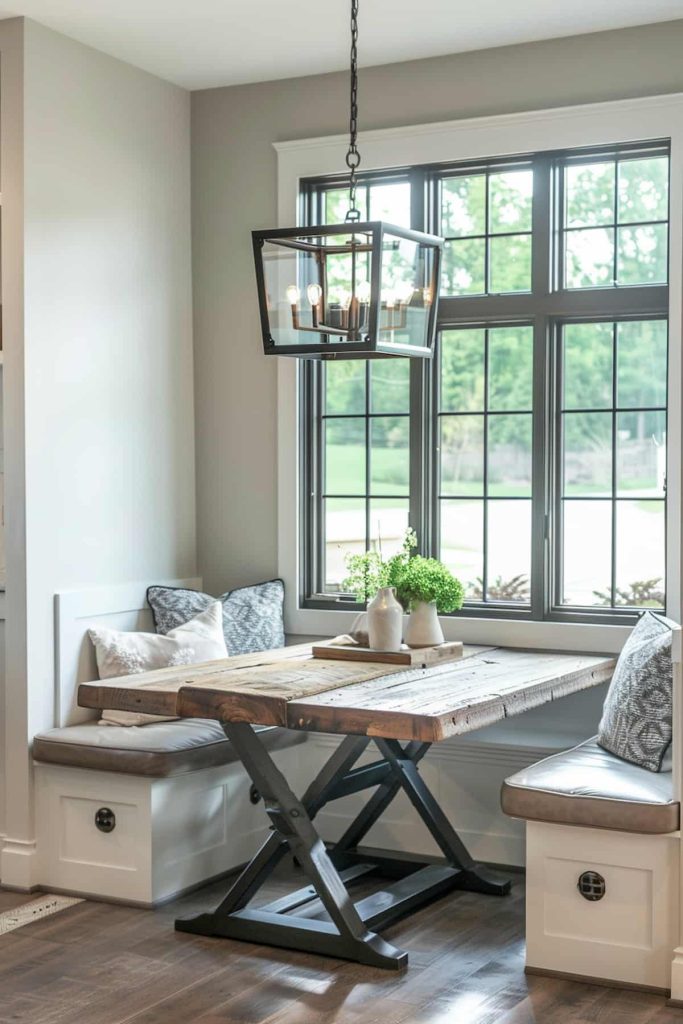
[577,870,606,901]
[95,807,116,833]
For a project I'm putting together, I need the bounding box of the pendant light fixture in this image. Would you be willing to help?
[252,0,443,359]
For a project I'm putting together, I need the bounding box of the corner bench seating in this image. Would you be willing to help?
[33,718,307,907]
[503,728,681,994]
[502,736,678,834]
[33,720,305,777]
[36,579,314,909]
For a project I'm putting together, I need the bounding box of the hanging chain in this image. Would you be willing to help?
[345,0,361,222]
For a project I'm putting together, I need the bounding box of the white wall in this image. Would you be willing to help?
[0,18,196,885]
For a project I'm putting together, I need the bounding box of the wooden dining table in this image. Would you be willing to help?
[79,641,615,971]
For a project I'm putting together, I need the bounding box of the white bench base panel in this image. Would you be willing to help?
[35,743,306,906]
[525,820,679,993]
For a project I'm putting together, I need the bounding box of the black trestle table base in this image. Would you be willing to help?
[175,722,511,970]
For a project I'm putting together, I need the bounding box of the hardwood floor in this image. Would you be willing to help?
[0,890,39,913]
[0,868,681,1024]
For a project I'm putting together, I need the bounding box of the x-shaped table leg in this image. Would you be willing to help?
[176,724,510,969]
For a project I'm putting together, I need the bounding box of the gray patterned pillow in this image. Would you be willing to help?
[147,580,285,656]
[597,610,675,772]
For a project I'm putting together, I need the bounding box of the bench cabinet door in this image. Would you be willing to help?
[525,821,678,992]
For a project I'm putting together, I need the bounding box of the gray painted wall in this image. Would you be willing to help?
[192,19,683,594]
[21,19,196,734]
[1,18,195,881]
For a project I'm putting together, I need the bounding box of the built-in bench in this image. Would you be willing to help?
[33,581,308,907]
[501,627,683,997]
[502,737,678,834]
[34,720,303,778]
[34,719,306,907]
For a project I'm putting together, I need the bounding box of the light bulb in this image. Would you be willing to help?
[357,281,371,303]
[395,281,414,304]
[307,283,322,306]
[286,284,300,305]
[338,290,351,309]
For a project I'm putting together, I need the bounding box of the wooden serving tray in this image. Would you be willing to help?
[311,641,464,667]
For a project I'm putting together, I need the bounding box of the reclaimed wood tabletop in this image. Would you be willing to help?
[79,643,615,743]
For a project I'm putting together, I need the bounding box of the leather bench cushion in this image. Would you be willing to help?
[33,720,306,778]
[501,737,679,834]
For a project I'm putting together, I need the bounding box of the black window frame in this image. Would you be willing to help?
[299,141,670,624]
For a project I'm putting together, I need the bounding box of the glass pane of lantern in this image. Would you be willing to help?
[377,229,436,354]
[322,227,373,345]
[258,227,376,352]
[259,238,327,350]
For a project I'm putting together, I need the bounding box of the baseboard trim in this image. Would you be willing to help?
[525,966,669,996]
[37,862,248,909]
[151,863,246,908]
[1,838,39,891]
[36,854,520,909]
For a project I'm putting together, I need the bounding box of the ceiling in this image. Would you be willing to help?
[0,0,680,90]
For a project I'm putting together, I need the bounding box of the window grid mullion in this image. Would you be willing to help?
[483,173,491,294]
[610,322,618,606]
[432,330,442,563]
[430,171,442,563]
[553,325,565,609]
[530,154,553,621]
[312,182,327,598]
[612,160,619,287]
[482,329,489,601]
[314,364,325,596]
[321,412,411,420]
[444,230,534,242]
[365,361,371,555]
[409,167,429,557]
[437,286,668,322]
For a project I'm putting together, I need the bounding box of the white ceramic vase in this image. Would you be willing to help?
[405,600,444,648]
[367,587,403,651]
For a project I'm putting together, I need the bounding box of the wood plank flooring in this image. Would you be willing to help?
[0,868,681,1024]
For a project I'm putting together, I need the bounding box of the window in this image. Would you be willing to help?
[562,153,668,289]
[557,318,667,609]
[301,142,670,622]
[440,165,533,295]
[437,324,534,603]
[320,359,411,590]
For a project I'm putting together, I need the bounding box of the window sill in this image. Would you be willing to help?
[286,603,631,655]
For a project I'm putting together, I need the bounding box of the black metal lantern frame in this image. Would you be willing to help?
[252,220,443,360]
[252,0,444,361]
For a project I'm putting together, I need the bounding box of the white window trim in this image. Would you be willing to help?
[275,92,683,653]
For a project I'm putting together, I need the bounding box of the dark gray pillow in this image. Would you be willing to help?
[597,610,675,773]
[147,580,285,656]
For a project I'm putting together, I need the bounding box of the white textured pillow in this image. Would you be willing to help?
[90,602,228,726]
